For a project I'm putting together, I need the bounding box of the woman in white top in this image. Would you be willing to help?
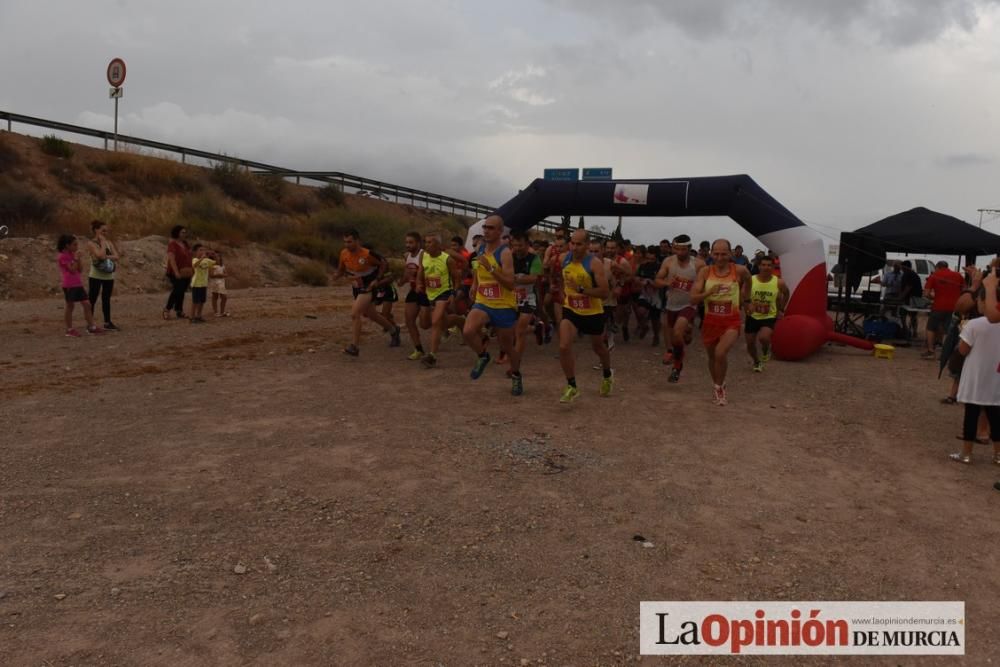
[87,220,122,331]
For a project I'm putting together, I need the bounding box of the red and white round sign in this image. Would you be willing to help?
[107,58,127,87]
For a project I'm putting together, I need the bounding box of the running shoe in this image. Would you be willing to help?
[408,349,424,361]
[87,325,106,334]
[753,361,764,373]
[920,351,936,359]
[421,353,437,368]
[511,373,524,396]
[470,353,491,379]
[65,328,81,338]
[713,384,725,405]
[760,348,770,362]
[103,322,120,331]
[600,371,614,397]
[389,326,402,347]
[559,385,580,403]
[448,325,461,337]
[668,367,681,383]
[343,344,360,357]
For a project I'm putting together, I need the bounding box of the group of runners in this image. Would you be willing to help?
[335,214,789,405]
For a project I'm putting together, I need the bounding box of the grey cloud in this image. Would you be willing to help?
[936,152,995,167]
[545,0,998,46]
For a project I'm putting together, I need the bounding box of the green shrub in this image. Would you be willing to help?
[274,233,339,263]
[292,261,330,286]
[255,173,288,202]
[39,134,73,158]
[211,160,282,210]
[312,208,404,253]
[317,183,346,206]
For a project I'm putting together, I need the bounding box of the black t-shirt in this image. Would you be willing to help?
[900,269,923,303]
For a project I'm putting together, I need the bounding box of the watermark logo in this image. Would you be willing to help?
[640,602,964,656]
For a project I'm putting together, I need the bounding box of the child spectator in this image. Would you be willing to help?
[209,251,230,317]
[58,234,104,337]
[189,244,216,324]
[950,285,1000,465]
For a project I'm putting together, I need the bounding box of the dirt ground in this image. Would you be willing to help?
[1,286,997,666]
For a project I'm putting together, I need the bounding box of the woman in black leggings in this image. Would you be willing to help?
[164,225,193,319]
[87,220,122,330]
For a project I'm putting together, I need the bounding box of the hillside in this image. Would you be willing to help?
[0,131,473,299]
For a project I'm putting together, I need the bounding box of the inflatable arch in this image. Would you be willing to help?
[492,175,872,360]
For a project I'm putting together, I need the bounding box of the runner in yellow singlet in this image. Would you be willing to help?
[462,214,524,396]
[744,255,788,372]
[415,231,466,368]
[558,229,613,403]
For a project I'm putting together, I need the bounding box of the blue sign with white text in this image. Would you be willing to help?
[582,167,613,180]
[543,168,579,181]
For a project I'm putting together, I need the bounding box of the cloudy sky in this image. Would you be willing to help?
[2,0,999,249]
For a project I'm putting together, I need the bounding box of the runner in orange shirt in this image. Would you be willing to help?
[334,229,401,356]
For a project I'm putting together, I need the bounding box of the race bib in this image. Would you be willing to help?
[426,276,442,289]
[515,287,528,301]
[752,302,771,314]
[478,283,500,300]
[671,277,693,292]
[568,295,592,311]
[708,301,733,316]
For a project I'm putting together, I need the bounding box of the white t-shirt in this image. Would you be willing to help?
[957,317,1000,406]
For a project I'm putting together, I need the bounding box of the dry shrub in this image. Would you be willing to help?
[0,181,58,235]
[179,191,246,244]
[285,188,317,215]
[49,164,105,200]
[211,161,283,211]
[89,151,204,196]
[317,183,346,207]
[0,134,21,170]
[273,233,339,263]
[292,261,330,286]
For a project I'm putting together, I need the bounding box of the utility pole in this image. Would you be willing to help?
[978,208,1000,228]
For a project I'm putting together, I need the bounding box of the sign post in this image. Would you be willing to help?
[106,58,126,151]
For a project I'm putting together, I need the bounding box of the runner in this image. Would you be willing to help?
[511,230,543,364]
[744,256,789,372]
[449,235,473,316]
[589,239,614,350]
[543,235,567,336]
[533,239,551,343]
[400,231,431,360]
[604,238,633,350]
[462,215,524,395]
[416,231,465,368]
[654,234,705,383]
[366,243,399,340]
[334,229,401,356]
[690,239,751,405]
[558,229,613,403]
[633,246,664,347]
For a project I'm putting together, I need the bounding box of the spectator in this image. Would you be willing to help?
[732,245,749,266]
[163,225,192,319]
[949,285,1000,465]
[189,244,216,323]
[698,241,712,264]
[875,261,903,301]
[922,261,964,358]
[57,234,103,337]
[209,251,230,317]
[86,220,121,331]
[897,260,923,337]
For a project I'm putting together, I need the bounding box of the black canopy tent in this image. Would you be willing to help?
[853,206,1000,264]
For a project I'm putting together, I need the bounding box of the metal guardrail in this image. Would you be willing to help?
[0,110,607,238]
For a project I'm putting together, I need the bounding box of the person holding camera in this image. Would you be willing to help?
[87,220,122,331]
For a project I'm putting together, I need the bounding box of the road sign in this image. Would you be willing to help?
[109,87,123,99]
[582,167,612,180]
[107,58,127,87]
[543,168,579,181]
